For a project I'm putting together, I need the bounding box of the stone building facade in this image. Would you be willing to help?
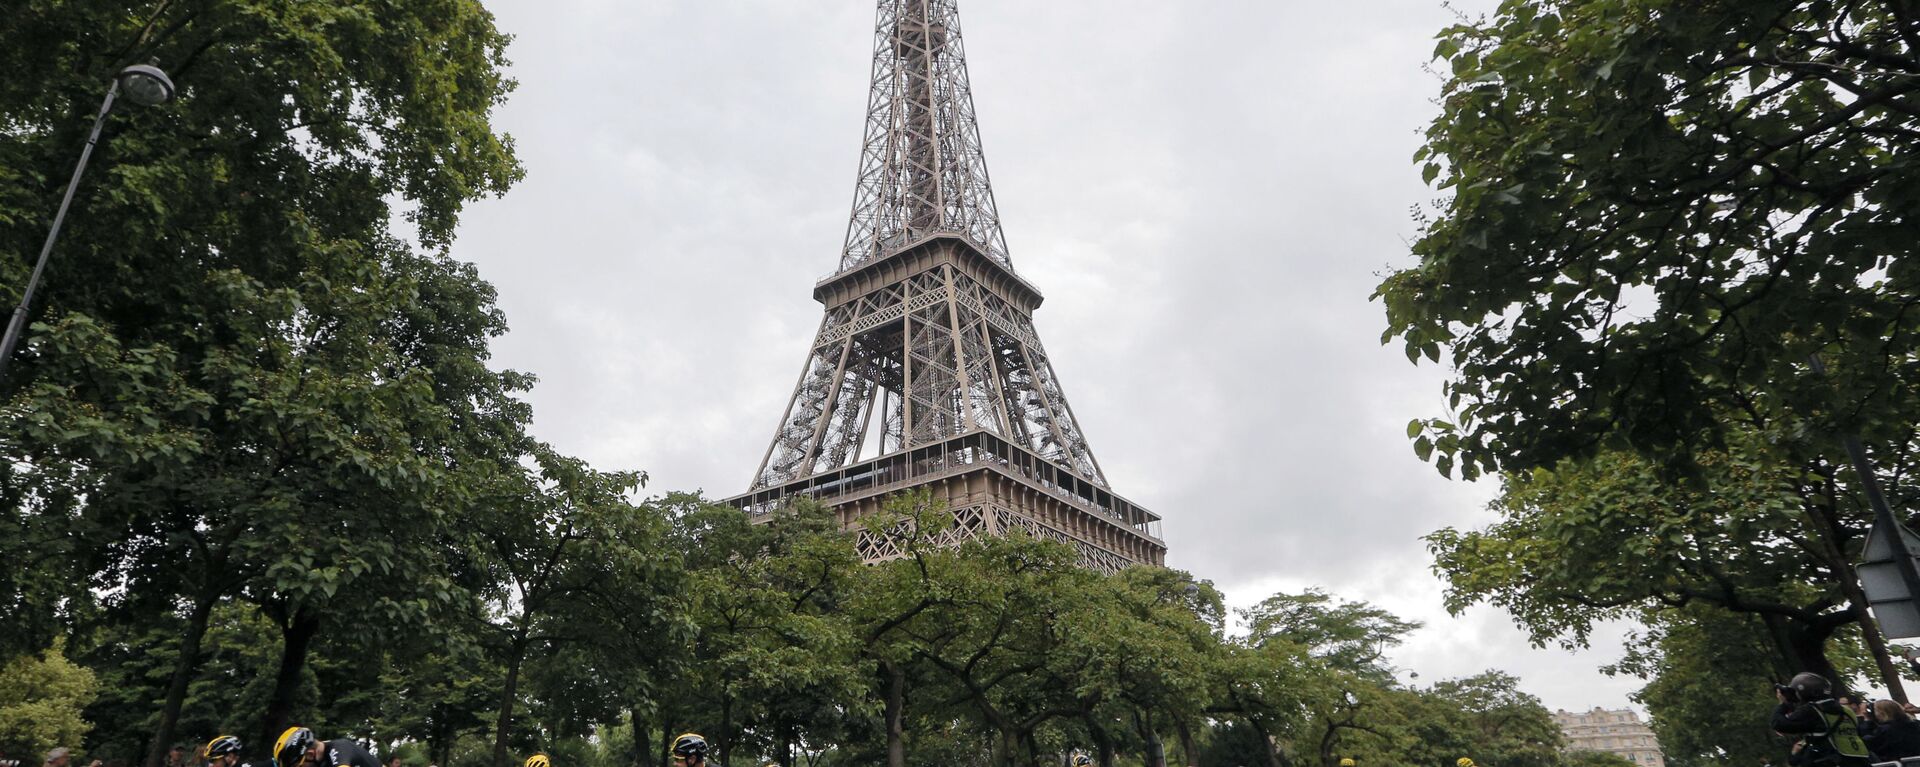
[1552,707,1666,767]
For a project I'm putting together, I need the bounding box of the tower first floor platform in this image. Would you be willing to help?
[723,430,1165,572]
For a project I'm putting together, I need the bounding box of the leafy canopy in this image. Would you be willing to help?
[1378,0,1920,479]
[0,641,99,759]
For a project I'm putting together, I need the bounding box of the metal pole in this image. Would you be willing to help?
[0,80,121,384]
[1809,355,1920,612]
[1840,432,1920,599]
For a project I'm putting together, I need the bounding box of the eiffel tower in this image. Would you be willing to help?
[725,0,1165,571]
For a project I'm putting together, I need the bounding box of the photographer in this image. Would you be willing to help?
[1772,672,1873,767]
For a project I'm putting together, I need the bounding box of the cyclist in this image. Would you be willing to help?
[203,737,247,767]
[670,735,707,767]
[273,729,380,767]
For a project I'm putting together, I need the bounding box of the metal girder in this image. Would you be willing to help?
[750,263,1110,490]
[854,504,1132,574]
[745,0,1144,568]
[840,0,1009,271]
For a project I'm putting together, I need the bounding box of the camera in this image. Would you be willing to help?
[1776,683,1800,702]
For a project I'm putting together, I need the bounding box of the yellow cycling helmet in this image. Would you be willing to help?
[525,755,550,767]
[1341,760,1355,767]
[671,734,708,762]
[204,737,243,761]
[274,728,315,767]
[1458,759,1476,767]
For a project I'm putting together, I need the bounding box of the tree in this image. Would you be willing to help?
[1207,634,1322,767]
[1239,590,1418,686]
[1196,720,1278,767]
[0,641,99,759]
[77,602,282,762]
[1269,671,1563,767]
[832,492,1210,767]
[1380,0,1920,479]
[0,0,523,760]
[1080,567,1223,767]
[904,533,1094,767]
[1565,752,1638,767]
[1424,672,1565,767]
[472,450,675,767]
[1430,443,1872,681]
[1605,607,1803,767]
[1380,0,1920,694]
[374,638,502,767]
[669,498,863,767]
[1236,590,1422,767]
[841,492,961,767]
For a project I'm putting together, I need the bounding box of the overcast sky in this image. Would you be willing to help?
[449,0,1643,714]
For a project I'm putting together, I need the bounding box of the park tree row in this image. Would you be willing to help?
[8,488,1610,767]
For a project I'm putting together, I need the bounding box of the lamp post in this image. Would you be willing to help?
[0,63,176,383]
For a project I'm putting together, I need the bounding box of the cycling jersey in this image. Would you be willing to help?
[321,740,382,767]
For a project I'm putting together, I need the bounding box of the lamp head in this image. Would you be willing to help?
[117,64,176,106]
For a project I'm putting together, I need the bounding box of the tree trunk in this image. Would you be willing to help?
[884,663,907,767]
[1248,719,1287,767]
[630,708,648,767]
[259,608,321,749]
[490,637,528,767]
[993,728,1021,767]
[1130,710,1165,767]
[659,720,673,767]
[1807,493,1911,702]
[1759,613,1801,680]
[1021,729,1043,767]
[145,585,219,767]
[719,694,733,767]
[1785,618,1845,687]
[431,716,453,767]
[1176,721,1198,767]
[1837,565,1911,702]
[1084,714,1115,767]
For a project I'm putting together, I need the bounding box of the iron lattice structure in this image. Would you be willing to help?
[841,0,1008,271]
[727,0,1165,571]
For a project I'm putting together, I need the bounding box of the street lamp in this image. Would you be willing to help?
[117,65,177,106]
[0,63,177,383]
